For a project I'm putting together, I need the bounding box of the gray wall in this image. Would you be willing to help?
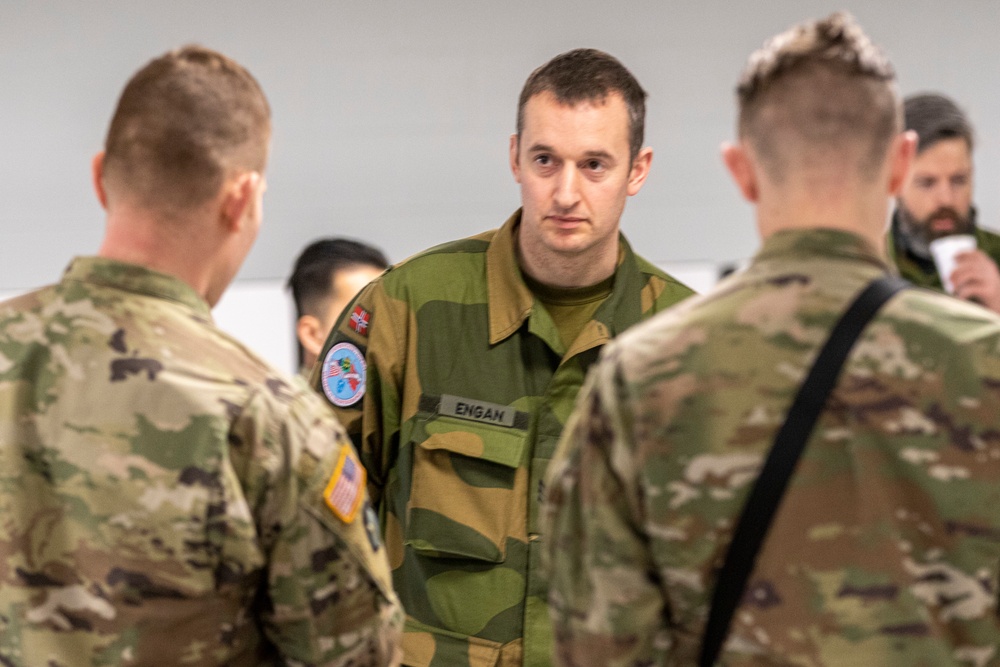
[2,1,999,290]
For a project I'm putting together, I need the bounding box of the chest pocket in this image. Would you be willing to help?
[406,413,529,563]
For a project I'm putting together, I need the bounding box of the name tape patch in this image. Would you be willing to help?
[321,342,366,407]
[324,446,366,523]
[439,394,516,428]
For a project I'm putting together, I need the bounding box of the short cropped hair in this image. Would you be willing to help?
[102,45,271,214]
[904,93,974,154]
[517,48,647,162]
[287,238,389,320]
[736,13,899,181]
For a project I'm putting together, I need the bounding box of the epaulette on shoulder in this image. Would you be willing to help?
[634,254,667,277]
[384,228,496,272]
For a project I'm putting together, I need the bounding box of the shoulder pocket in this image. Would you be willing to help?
[406,413,528,563]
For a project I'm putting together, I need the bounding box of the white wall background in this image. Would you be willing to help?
[2,263,718,376]
[213,261,721,374]
[2,1,999,371]
[211,262,723,373]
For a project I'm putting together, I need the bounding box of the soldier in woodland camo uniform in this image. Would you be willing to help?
[888,93,1000,313]
[311,49,693,667]
[543,13,1000,667]
[0,46,401,666]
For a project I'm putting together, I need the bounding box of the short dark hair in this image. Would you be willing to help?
[287,238,389,320]
[517,48,647,162]
[736,12,899,181]
[904,93,974,154]
[103,45,271,215]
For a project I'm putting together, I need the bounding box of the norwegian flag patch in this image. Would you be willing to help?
[349,306,371,336]
[324,446,366,523]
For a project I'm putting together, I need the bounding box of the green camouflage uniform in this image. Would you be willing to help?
[543,229,1000,666]
[0,257,402,666]
[889,209,1000,291]
[310,211,694,667]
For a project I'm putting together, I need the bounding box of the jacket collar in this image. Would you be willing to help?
[755,228,891,271]
[63,256,212,318]
[485,209,643,347]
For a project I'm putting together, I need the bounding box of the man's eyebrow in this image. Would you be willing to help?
[580,150,614,161]
[526,144,615,162]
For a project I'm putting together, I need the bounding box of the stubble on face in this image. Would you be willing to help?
[512,91,640,287]
[897,201,973,247]
[896,137,974,255]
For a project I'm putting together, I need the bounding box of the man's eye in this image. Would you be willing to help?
[534,155,552,166]
[585,160,604,171]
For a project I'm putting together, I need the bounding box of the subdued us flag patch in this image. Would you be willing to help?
[323,446,366,523]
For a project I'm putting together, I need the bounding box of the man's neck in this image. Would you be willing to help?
[755,185,889,257]
[301,356,318,375]
[516,236,619,289]
[98,206,219,305]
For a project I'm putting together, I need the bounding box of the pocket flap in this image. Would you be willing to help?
[417,415,526,469]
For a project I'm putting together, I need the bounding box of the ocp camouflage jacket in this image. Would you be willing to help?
[0,257,401,666]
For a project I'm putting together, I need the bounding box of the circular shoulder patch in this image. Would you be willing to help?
[321,342,367,407]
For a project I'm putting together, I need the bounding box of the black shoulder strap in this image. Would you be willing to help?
[699,275,909,667]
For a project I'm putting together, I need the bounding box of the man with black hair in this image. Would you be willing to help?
[288,237,388,374]
[890,92,1000,312]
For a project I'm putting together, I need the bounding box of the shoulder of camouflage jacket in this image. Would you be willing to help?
[0,280,400,665]
[547,270,1000,664]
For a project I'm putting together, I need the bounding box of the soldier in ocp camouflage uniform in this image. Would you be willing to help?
[0,46,401,666]
[543,13,1000,666]
[311,49,693,667]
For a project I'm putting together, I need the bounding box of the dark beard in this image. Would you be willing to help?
[895,203,974,260]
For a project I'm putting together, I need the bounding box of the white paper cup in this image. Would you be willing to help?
[929,234,977,294]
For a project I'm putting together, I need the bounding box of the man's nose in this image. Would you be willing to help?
[553,165,581,210]
[934,181,958,208]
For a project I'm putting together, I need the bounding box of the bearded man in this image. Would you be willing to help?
[890,93,1000,312]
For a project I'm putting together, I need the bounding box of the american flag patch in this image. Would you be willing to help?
[323,447,366,523]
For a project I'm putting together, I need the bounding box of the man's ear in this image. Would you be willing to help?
[296,314,324,359]
[221,171,261,230]
[721,141,759,203]
[887,130,917,196]
[626,147,653,197]
[92,152,108,209]
[509,134,522,184]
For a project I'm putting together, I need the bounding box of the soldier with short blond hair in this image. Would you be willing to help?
[544,13,1000,666]
[0,46,401,666]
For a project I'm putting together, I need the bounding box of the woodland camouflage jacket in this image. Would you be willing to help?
[312,211,693,667]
